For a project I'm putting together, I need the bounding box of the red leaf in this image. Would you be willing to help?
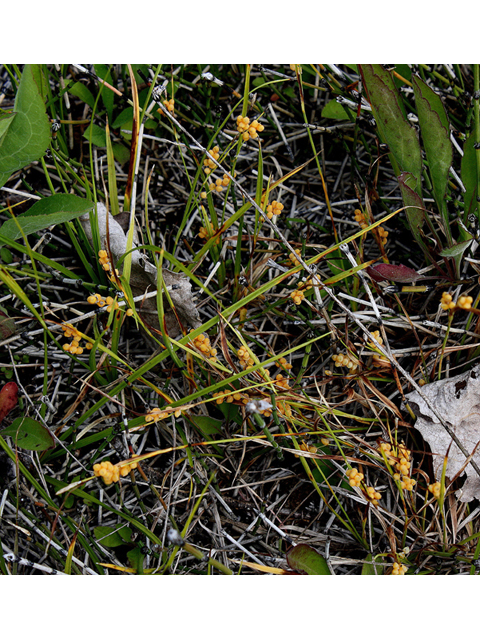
[366,263,421,283]
[0,382,18,425]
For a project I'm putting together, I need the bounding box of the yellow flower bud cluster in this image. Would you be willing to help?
[391,562,407,575]
[379,442,416,492]
[266,200,284,220]
[191,333,218,361]
[365,486,381,506]
[238,345,255,369]
[236,115,264,141]
[163,98,175,113]
[353,209,388,245]
[203,146,220,175]
[368,330,389,367]
[87,292,134,317]
[346,468,364,487]
[458,295,473,310]
[61,323,93,355]
[331,353,358,371]
[287,249,302,266]
[213,390,249,405]
[295,440,317,457]
[428,481,441,498]
[98,250,120,281]
[277,357,292,371]
[290,289,304,305]
[93,458,138,486]
[273,373,290,390]
[209,174,231,193]
[145,406,182,423]
[440,292,455,310]
[197,225,220,245]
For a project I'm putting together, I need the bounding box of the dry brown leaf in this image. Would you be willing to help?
[79,203,200,341]
[405,364,480,502]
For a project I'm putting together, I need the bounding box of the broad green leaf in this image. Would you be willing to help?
[83,123,106,147]
[362,553,383,575]
[397,171,426,244]
[127,546,144,574]
[0,193,93,244]
[359,65,422,189]
[461,131,478,220]
[94,525,133,548]
[67,81,96,109]
[2,415,54,451]
[0,112,16,142]
[286,543,331,575]
[440,238,473,274]
[188,414,223,453]
[0,64,51,188]
[412,75,452,239]
[440,238,473,258]
[321,99,350,120]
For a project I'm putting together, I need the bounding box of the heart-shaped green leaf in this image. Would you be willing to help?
[0,193,93,244]
[0,65,51,188]
[2,415,54,451]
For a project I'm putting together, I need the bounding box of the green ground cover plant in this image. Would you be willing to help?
[1,63,480,575]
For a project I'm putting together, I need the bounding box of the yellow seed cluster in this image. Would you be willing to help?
[203,146,220,174]
[236,115,264,141]
[93,458,138,485]
[368,331,390,367]
[213,390,248,405]
[87,292,134,317]
[97,249,120,281]
[458,295,473,309]
[428,481,441,498]
[353,209,388,245]
[346,468,364,487]
[290,289,305,305]
[289,64,303,74]
[295,440,318,457]
[379,442,416,492]
[440,292,455,310]
[274,373,290,390]
[287,249,302,266]
[266,200,284,220]
[209,173,231,193]
[237,345,255,369]
[61,323,93,355]
[191,333,218,361]
[277,357,292,370]
[365,486,381,506]
[391,562,407,575]
[331,353,358,371]
[163,98,175,113]
[145,406,182,423]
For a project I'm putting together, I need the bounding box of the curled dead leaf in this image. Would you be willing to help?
[404,364,480,502]
[79,203,200,342]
